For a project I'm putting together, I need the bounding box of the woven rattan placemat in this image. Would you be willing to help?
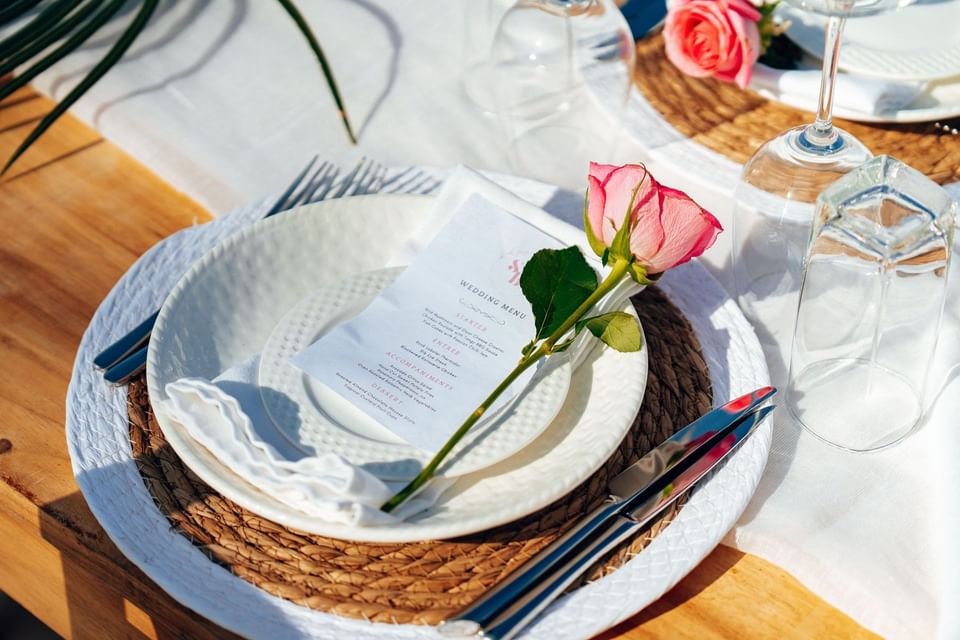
[127,286,711,625]
[634,35,960,185]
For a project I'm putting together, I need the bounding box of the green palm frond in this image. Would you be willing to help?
[0,0,355,177]
[0,0,127,106]
[0,1,102,78]
[0,0,82,60]
[275,0,357,145]
[0,0,44,29]
[3,0,157,174]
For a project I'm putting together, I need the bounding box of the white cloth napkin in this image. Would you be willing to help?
[750,64,925,116]
[162,168,589,527]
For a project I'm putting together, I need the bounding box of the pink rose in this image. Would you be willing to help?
[584,162,722,276]
[663,0,762,89]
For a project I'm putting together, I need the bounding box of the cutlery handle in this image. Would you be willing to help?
[93,309,158,370]
[439,499,624,636]
[484,516,641,640]
[103,345,148,386]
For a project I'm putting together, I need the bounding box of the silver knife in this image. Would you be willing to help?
[439,386,777,639]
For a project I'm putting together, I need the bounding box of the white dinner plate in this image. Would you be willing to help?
[779,1,960,81]
[146,194,648,542]
[257,266,572,480]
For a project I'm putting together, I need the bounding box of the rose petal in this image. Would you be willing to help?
[627,177,665,263]
[598,164,657,245]
[586,174,607,245]
[588,161,618,185]
[725,0,762,22]
[647,186,722,273]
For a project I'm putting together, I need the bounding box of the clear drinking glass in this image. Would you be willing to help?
[788,156,957,451]
[489,0,635,188]
[730,0,915,372]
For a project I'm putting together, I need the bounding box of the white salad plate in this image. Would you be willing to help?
[146,194,648,542]
[257,266,572,480]
[780,1,960,82]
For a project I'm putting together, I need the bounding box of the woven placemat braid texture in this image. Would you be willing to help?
[634,35,960,185]
[127,287,711,625]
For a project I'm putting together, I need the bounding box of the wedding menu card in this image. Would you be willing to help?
[291,194,563,451]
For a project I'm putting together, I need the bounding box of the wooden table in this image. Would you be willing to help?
[0,88,879,640]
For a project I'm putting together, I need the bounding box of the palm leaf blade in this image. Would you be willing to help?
[274,0,357,144]
[0,0,100,78]
[0,0,126,106]
[0,0,82,61]
[0,0,43,28]
[2,0,159,175]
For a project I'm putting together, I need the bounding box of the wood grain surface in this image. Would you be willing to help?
[0,88,879,639]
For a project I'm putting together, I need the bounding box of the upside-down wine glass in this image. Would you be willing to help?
[488,0,636,188]
[730,0,915,381]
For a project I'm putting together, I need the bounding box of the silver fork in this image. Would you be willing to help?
[98,157,382,386]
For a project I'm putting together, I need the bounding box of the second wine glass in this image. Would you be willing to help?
[730,0,914,379]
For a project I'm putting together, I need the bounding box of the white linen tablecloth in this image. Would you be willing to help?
[19,2,959,637]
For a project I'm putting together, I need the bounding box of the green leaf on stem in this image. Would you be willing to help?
[575,311,642,352]
[582,188,606,258]
[609,217,632,263]
[629,261,655,285]
[520,246,598,342]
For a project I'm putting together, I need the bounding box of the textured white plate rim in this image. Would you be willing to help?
[66,174,772,640]
[144,194,646,542]
[750,62,960,124]
[256,266,573,479]
[777,3,960,82]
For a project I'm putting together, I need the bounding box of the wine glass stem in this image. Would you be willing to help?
[805,15,846,149]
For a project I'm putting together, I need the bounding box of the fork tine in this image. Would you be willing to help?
[379,167,413,191]
[333,158,368,199]
[366,165,388,195]
[294,161,334,206]
[388,169,425,194]
[302,163,340,205]
[265,155,318,216]
[350,162,383,196]
[284,161,331,211]
[347,160,374,196]
[313,164,343,202]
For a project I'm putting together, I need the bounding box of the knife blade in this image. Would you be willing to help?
[482,404,774,640]
[439,386,777,638]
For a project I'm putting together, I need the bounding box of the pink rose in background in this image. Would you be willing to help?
[663,0,762,89]
[585,162,722,275]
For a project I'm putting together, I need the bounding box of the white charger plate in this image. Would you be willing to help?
[779,1,960,82]
[146,194,647,542]
[67,169,772,639]
[258,266,572,480]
